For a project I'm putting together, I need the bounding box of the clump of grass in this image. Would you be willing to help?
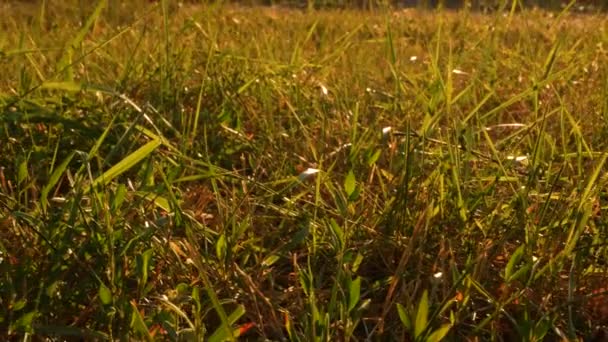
[1,0,608,340]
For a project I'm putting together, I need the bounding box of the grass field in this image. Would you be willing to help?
[1,0,608,340]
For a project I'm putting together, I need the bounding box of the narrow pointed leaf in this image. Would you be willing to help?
[427,324,452,342]
[414,290,429,338]
[90,139,161,190]
[348,276,361,312]
[344,170,356,197]
[98,284,112,306]
[396,303,412,331]
[505,244,525,282]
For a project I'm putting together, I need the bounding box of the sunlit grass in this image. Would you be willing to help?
[1,0,608,340]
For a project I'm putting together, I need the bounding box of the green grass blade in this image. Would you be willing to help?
[89,139,161,190]
[414,290,429,339]
[40,151,75,213]
[56,0,107,81]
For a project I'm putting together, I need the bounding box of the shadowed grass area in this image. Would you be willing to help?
[1,0,608,340]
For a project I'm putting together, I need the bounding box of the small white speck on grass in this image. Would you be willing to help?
[433,272,443,279]
[484,123,526,131]
[410,55,418,62]
[328,143,352,157]
[302,168,320,176]
[506,155,528,163]
[319,83,328,96]
[382,126,392,135]
[128,179,136,191]
[452,68,468,75]
[298,168,320,181]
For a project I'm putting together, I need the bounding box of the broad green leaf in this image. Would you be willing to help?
[18,159,28,185]
[134,191,171,212]
[98,284,112,306]
[345,169,356,197]
[176,283,190,296]
[12,299,27,311]
[192,287,201,312]
[367,149,382,166]
[216,234,227,262]
[396,303,412,331]
[427,324,452,342]
[532,318,551,340]
[329,218,344,250]
[414,290,429,338]
[348,276,361,312]
[137,249,154,292]
[226,304,246,323]
[261,254,280,267]
[12,311,37,333]
[299,270,312,297]
[512,262,533,284]
[352,252,363,273]
[44,280,60,298]
[111,183,127,212]
[505,244,525,282]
